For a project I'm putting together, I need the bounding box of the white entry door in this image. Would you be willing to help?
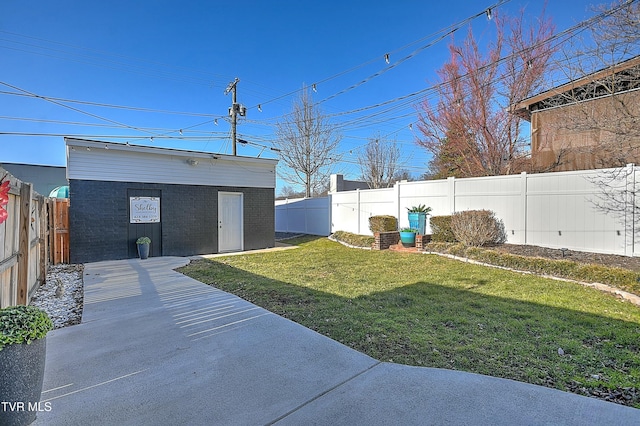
[218,192,243,252]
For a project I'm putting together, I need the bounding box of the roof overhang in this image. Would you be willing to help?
[64,138,279,167]
[511,55,640,122]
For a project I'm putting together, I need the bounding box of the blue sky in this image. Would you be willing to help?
[1,0,598,194]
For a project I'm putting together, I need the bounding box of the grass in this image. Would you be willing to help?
[179,236,640,408]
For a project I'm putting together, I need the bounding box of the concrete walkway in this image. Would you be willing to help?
[34,257,640,425]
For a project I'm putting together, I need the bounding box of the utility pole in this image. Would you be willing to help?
[224,78,246,156]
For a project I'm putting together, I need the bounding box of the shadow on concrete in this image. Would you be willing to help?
[180,254,640,409]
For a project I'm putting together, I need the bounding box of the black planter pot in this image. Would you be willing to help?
[137,243,150,259]
[0,338,47,426]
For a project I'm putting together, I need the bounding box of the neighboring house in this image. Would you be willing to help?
[0,162,67,196]
[329,174,369,192]
[512,55,640,172]
[66,138,278,263]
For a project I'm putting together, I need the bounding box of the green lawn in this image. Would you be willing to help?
[179,236,640,408]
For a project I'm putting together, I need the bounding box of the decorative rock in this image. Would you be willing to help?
[30,264,84,329]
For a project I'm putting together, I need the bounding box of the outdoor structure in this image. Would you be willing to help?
[0,162,67,196]
[329,174,369,192]
[66,138,278,263]
[513,55,640,172]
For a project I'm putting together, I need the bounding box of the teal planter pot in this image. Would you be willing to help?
[399,231,417,247]
[408,212,427,236]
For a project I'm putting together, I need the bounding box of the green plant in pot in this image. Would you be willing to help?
[0,305,53,426]
[407,204,432,236]
[399,228,418,247]
[136,236,151,259]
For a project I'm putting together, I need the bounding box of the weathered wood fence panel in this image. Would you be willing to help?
[0,167,65,308]
[51,199,70,264]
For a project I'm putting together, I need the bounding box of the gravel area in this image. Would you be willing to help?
[30,264,84,329]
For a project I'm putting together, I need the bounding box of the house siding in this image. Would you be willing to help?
[530,90,640,171]
[65,138,277,189]
[69,179,274,263]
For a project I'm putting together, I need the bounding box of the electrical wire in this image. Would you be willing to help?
[0,81,159,136]
[249,0,512,113]
[0,90,220,117]
[1,0,635,173]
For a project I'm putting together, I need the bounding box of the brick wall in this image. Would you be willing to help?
[372,231,400,250]
[69,179,274,263]
[416,234,431,251]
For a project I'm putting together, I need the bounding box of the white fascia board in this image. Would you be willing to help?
[64,138,278,167]
[65,138,278,188]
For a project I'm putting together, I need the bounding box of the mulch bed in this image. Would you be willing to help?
[390,241,640,272]
[490,244,640,272]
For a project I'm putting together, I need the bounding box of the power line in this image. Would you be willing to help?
[0,81,158,136]
[248,0,512,112]
[0,30,230,87]
[0,131,229,140]
[2,0,634,171]
[0,90,220,117]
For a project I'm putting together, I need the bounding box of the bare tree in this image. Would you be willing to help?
[357,135,401,188]
[393,169,416,182]
[417,8,556,178]
[277,185,306,200]
[275,89,341,197]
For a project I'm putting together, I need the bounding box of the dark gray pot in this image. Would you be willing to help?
[0,338,47,426]
[137,243,150,259]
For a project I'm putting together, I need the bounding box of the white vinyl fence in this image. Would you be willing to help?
[275,197,331,236]
[276,166,639,256]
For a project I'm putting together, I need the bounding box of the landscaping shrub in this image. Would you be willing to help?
[368,215,398,233]
[0,305,53,350]
[450,210,506,247]
[430,215,456,242]
[331,231,375,248]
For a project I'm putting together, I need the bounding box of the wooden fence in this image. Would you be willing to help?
[0,167,69,308]
[51,198,70,264]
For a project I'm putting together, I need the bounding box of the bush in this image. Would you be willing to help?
[368,215,398,233]
[0,305,53,351]
[430,215,456,242]
[331,231,375,248]
[450,210,506,247]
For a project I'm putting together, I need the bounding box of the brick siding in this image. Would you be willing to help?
[372,231,400,250]
[69,179,274,263]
